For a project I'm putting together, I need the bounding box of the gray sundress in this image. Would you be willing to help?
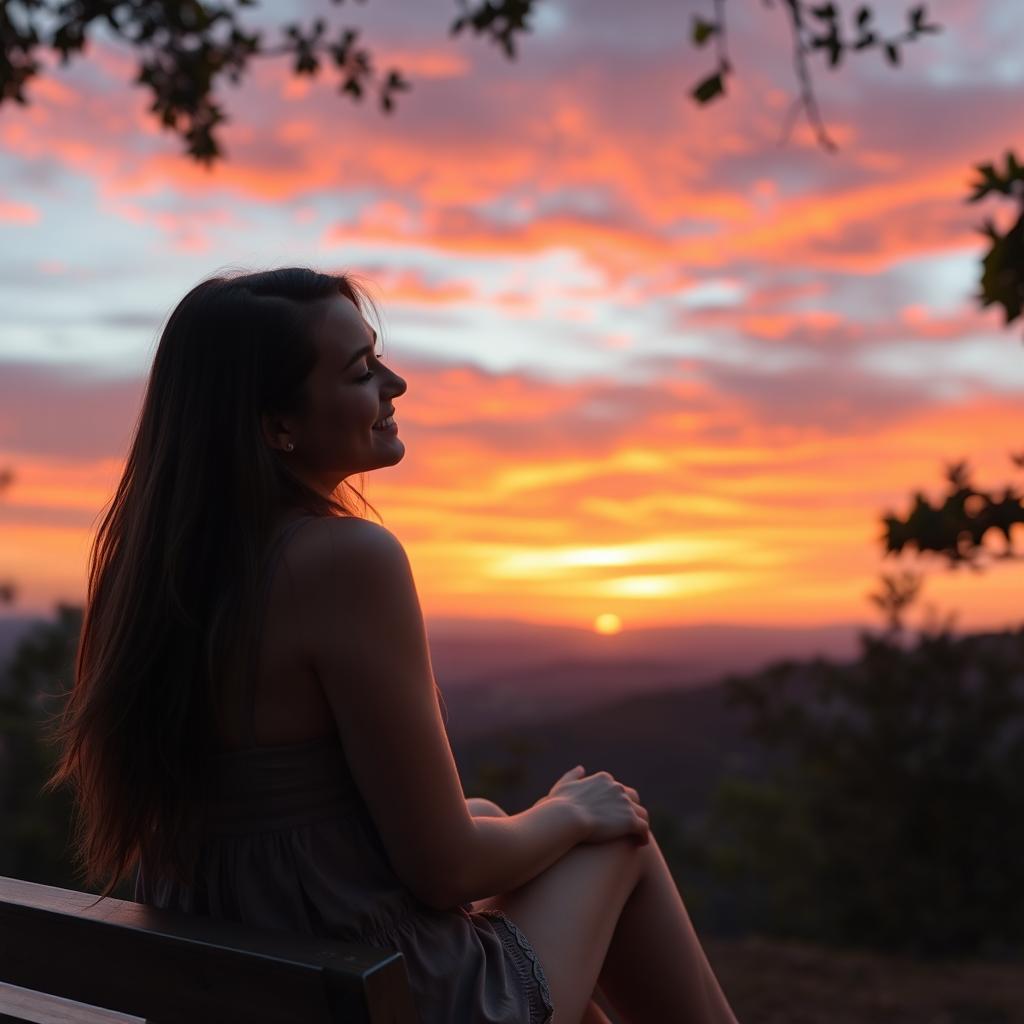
[131,517,555,1024]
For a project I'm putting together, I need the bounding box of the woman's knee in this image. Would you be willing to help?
[481,836,648,1024]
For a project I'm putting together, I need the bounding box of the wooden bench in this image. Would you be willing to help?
[0,875,418,1024]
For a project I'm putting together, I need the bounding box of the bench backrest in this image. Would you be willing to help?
[0,875,418,1023]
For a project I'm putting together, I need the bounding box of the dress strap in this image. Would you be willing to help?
[242,514,318,749]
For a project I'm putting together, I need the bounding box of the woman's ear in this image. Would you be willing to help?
[260,412,294,453]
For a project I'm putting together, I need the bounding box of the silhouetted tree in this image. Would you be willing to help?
[883,457,1024,570]
[969,150,1024,341]
[701,620,1024,957]
[709,438,1024,955]
[866,569,925,637]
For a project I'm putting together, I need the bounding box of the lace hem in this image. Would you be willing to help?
[477,909,555,1023]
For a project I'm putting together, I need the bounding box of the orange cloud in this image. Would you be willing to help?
[7,356,1018,633]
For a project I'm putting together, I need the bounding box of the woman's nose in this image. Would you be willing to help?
[388,370,408,397]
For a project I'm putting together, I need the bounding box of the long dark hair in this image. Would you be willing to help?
[43,267,392,901]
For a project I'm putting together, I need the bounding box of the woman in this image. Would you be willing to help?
[45,268,740,1024]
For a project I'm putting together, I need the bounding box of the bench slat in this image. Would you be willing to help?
[0,877,419,1024]
[0,979,144,1024]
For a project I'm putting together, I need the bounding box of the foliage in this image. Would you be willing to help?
[0,604,95,891]
[689,10,1021,346]
[689,2,941,151]
[2,2,944,165]
[0,0,415,164]
[967,150,1024,339]
[866,569,927,635]
[701,624,1024,956]
[450,0,534,59]
[882,456,1024,570]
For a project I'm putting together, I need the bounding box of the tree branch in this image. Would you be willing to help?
[691,2,942,154]
[777,0,838,151]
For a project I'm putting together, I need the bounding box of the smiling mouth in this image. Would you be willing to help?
[372,415,398,433]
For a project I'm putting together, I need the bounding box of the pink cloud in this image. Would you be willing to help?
[6,15,1012,296]
[0,199,39,224]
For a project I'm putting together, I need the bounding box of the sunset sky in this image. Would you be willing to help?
[2,0,1023,634]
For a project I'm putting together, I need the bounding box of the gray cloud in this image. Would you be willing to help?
[684,357,942,436]
[0,360,143,459]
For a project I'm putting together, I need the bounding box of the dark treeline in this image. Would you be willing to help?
[692,624,1024,958]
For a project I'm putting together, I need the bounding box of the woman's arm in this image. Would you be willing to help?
[455,796,588,907]
[301,518,589,911]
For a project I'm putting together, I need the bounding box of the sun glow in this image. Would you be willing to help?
[594,613,622,635]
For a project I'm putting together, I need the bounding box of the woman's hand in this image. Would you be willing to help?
[547,765,650,846]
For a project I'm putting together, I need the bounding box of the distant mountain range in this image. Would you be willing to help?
[427,616,864,685]
[430,617,864,738]
[449,672,810,830]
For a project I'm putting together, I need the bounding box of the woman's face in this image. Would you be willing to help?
[273,293,408,493]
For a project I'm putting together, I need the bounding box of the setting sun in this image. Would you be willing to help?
[594,613,622,635]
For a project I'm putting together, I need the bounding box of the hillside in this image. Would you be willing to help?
[450,673,794,825]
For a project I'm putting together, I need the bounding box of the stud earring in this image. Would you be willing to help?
[285,442,294,452]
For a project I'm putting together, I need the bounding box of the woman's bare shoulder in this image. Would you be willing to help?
[281,517,420,668]
[294,514,400,551]
[284,516,409,590]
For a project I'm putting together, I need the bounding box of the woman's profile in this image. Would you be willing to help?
[44,268,741,1023]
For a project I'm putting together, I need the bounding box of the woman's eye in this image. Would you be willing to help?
[357,369,375,383]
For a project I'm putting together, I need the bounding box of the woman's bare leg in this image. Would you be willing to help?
[467,797,612,1023]
[595,833,737,1023]
[466,796,739,1024]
